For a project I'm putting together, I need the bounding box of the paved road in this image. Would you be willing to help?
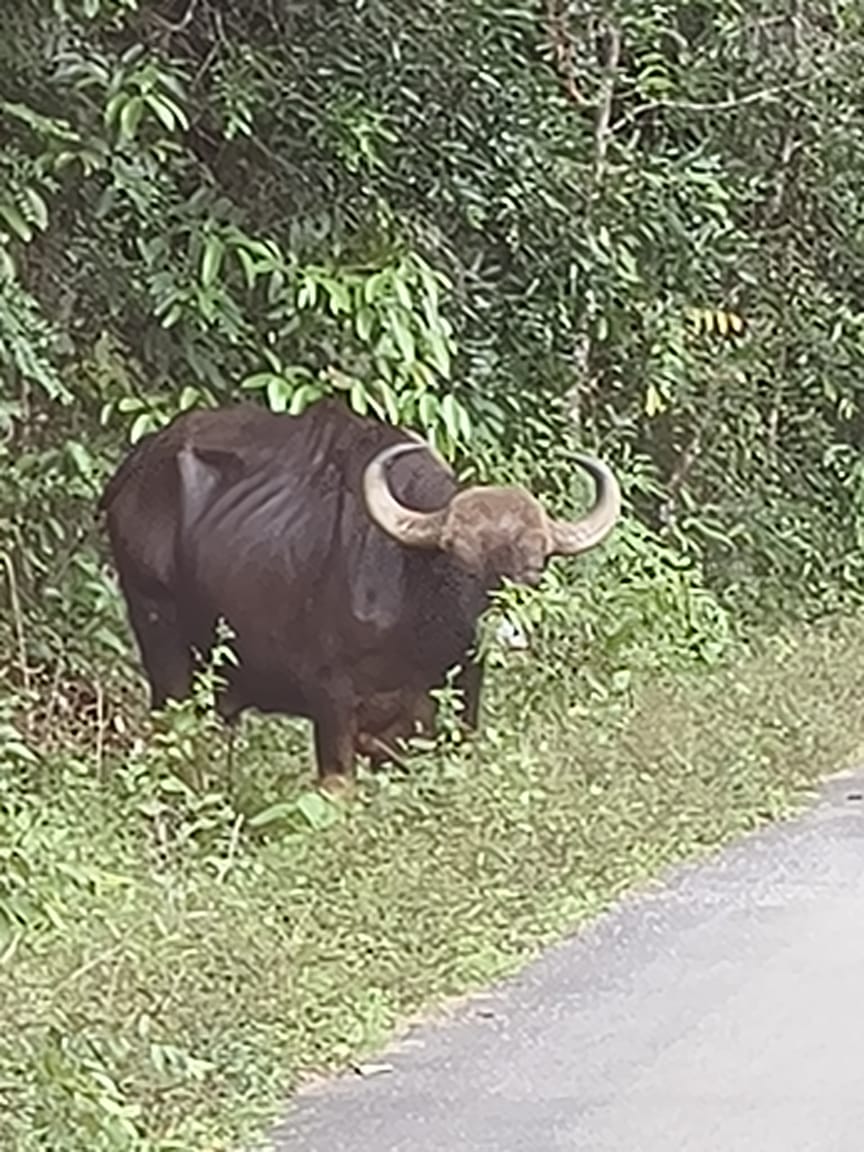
[273,770,864,1152]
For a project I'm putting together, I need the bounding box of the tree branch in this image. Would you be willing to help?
[768,0,804,219]
[159,0,200,35]
[593,19,621,185]
[659,429,702,532]
[542,0,586,105]
[610,76,812,135]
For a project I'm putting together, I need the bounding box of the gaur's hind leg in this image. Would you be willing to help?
[124,590,193,710]
[355,690,435,770]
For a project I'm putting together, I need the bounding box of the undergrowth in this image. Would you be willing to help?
[1,618,862,1151]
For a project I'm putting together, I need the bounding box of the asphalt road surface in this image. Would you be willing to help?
[272,769,864,1152]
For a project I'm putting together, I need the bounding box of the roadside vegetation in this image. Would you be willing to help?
[3,2,864,1149]
[3,621,864,1151]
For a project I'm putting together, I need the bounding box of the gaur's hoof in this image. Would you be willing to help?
[318,774,356,801]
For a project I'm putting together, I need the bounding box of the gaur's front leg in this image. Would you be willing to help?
[313,689,358,794]
[124,587,193,710]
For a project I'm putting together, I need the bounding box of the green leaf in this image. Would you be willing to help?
[266,376,291,412]
[200,234,224,289]
[349,379,369,415]
[179,386,200,410]
[117,396,145,413]
[235,248,257,291]
[160,302,183,329]
[410,359,435,390]
[0,202,33,243]
[363,271,387,303]
[130,411,155,443]
[261,347,283,373]
[390,310,416,364]
[119,96,145,141]
[457,402,472,441]
[104,91,126,129]
[147,93,188,133]
[392,274,412,311]
[267,268,285,303]
[427,330,451,377]
[66,440,93,476]
[0,246,15,279]
[418,392,437,431]
[644,383,665,417]
[375,378,400,424]
[288,382,323,415]
[295,791,341,831]
[247,802,296,829]
[324,278,351,314]
[240,372,279,391]
[356,306,375,342]
[440,393,460,442]
[297,277,318,309]
[22,188,48,231]
[145,93,175,132]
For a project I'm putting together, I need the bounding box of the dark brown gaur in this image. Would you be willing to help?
[99,397,621,791]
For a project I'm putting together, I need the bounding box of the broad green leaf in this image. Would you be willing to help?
[389,309,415,363]
[349,379,369,414]
[456,402,472,441]
[288,382,323,414]
[66,441,93,475]
[234,247,258,291]
[440,393,460,442]
[363,271,386,303]
[129,411,155,443]
[297,278,318,309]
[240,372,278,392]
[22,188,48,231]
[104,91,126,128]
[145,93,175,132]
[324,279,351,314]
[427,330,451,377]
[200,234,224,289]
[148,93,189,132]
[295,790,341,831]
[644,383,665,417]
[0,202,33,243]
[267,376,291,413]
[376,378,400,423]
[0,246,15,279]
[117,395,145,413]
[418,391,437,430]
[119,96,145,141]
[160,302,183,329]
[356,306,374,342]
[247,802,296,829]
[393,273,412,311]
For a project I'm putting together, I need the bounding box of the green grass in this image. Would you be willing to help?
[2,619,864,1150]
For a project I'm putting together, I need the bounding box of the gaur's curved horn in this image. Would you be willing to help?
[363,442,449,549]
[548,453,622,556]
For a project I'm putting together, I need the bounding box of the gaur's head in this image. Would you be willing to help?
[363,440,621,587]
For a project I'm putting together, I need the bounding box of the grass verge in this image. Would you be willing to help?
[1,619,864,1150]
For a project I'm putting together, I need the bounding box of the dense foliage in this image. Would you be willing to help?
[4,0,864,701]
